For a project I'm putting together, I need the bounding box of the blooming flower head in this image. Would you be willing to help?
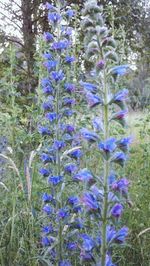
[58,207,69,219]
[42,204,52,215]
[80,233,95,251]
[111,110,128,126]
[73,169,94,185]
[39,168,50,177]
[111,152,127,167]
[81,192,99,212]
[64,83,76,93]
[117,137,132,152]
[92,117,103,132]
[51,70,64,82]
[112,178,129,195]
[43,32,54,42]
[52,40,70,51]
[111,64,130,76]
[80,81,97,93]
[65,9,75,19]
[112,89,129,108]
[65,55,75,64]
[45,112,57,122]
[80,128,99,142]
[115,226,128,243]
[98,137,117,159]
[38,126,51,136]
[86,92,102,108]
[111,203,123,218]
[69,148,83,159]
[42,192,53,202]
[64,163,78,174]
[48,12,61,23]
[48,175,63,186]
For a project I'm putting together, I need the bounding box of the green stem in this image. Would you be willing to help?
[101,67,109,266]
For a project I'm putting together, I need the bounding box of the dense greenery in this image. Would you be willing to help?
[0,0,150,265]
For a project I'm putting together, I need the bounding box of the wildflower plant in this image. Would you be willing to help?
[39,1,83,265]
[78,0,131,265]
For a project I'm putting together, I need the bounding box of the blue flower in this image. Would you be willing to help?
[42,224,54,234]
[42,85,54,95]
[73,169,94,185]
[48,12,61,23]
[68,195,79,205]
[45,112,57,122]
[80,128,99,142]
[111,110,128,125]
[48,175,63,185]
[112,89,129,108]
[41,153,55,164]
[111,152,127,167]
[58,208,69,219]
[65,55,75,64]
[65,9,75,18]
[42,99,54,111]
[42,205,52,215]
[112,178,129,195]
[51,70,64,82]
[115,226,128,243]
[96,59,105,70]
[42,192,53,202]
[61,26,73,37]
[44,2,55,10]
[106,225,116,243]
[64,83,75,93]
[92,117,103,132]
[111,203,123,218]
[66,242,77,251]
[65,124,75,133]
[52,40,70,51]
[80,251,94,262]
[43,60,57,71]
[39,168,50,177]
[80,81,97,93]
[86,92,103,108]
[63,97,76,107]
[117,137,132,152]
[111,64,130,76]
[80,234,95,251]
[41,77,50,87]
[53,140,66,150]
[106,254,116,266]
[98,138,117,159]
[38,126,51,136]
[64,163,78,174]
[81,192,99,212]
[63,109,74,117]
[69,149,83,159]
[43,32,54,42]
[59,260,72,266]
[42,52,53,60]
[41,236,51,247]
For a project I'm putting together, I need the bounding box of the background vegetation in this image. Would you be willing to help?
[0,0,150,265]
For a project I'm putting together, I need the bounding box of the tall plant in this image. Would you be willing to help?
[78,0,131,265]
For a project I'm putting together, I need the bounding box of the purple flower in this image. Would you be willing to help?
[42,224,54,234]
[63,109,74,117]
[115,226,128,243]
[80,128,99,142]
[68,195,79,205]
[112,178,129,195]
[51,70,64,82]
[42,205,52,215]
[41,236,51,247]
[48,175,63,185]
[73,169,94,185]
[98,138,117,159]
[112,110,128,121]
[52,40,70,51]
[41,78,50,87]
[65,124,75,133]
[42,192,53,202]
[39,168,50,177]
[45,112,57,122]
[40,153,55,164]
[58,208,69,219]
[64,83,76,93]
[59,260,72,266]
[53,140,66,150]
[42,99,54,111]
[65,55,75,64]
[92,117,103,132]
[69,149,83,159]
[44,2,55,10]
[106,254,116,266]
[96,59,105,70]
[117,137,132,152]
[111,152,127,167]
[66,242,77,251]
[111,64,130,76]
[80,234,95,251]
[61,26,73,37]
[111,203,123,218]
[65,9,74,18]
[63,97,75,107]
[42,52,53,60]
[112,89,129,108]
[64,163,78,174]
[48,12,61,23]
[80,251,94,262]
[81,192,99,212]
[38,126,51,136]
[43,32,54,42]
[106,225,116,243]
[43,60,57,71]
[80,81,97,93]
[86,92,103,108]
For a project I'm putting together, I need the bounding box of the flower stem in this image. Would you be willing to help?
[101,67,109,266]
